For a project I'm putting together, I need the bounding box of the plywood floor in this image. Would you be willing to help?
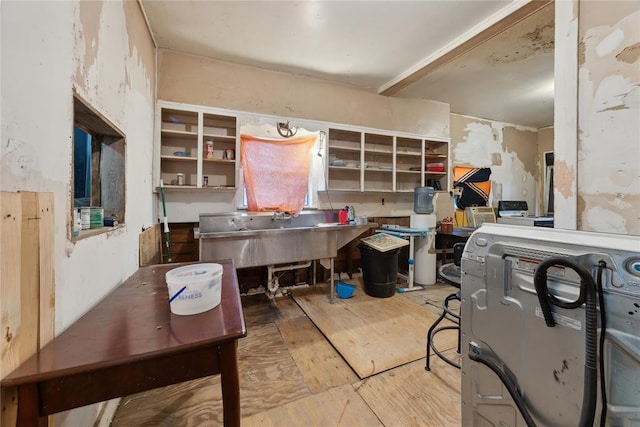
[293,279,458,378]
[111,282,461,426]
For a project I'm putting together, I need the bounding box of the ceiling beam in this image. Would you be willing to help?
[379,0,553,96]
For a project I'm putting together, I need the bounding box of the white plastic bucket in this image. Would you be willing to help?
[165,263,223,315]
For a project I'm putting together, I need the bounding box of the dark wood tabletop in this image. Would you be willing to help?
[2,260,246,426]
[438,226,475,239]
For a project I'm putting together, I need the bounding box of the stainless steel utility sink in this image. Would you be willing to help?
[196,210,373,269]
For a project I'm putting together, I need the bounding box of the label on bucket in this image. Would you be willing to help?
[176,269,209,278]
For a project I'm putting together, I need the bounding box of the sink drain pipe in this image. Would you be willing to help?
[267,261,312,296]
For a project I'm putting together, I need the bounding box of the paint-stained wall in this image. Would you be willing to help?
[450,114,539,214]
[537,127,554,157]
[67,0,155,321]
[576,3,640,235]
[2,1,155,424]
[159,50,450,138]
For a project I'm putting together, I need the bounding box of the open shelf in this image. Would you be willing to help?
[326,127,450,193]
[157,103,238,190]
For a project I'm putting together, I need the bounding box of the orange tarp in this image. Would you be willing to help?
[240,134,317,215]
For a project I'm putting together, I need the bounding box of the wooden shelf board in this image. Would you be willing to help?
[322,189,405,194]
[364,148,393,155]
[363,188,394,192]
[396,170,421,174]
[396,151,422,157]
[156,185,236,192]
[364,168,393,173]
[202,134,235,142]
[160,155,197,162]
[326,188,362,192]
[73,224,126,241]
[203,158,236,165]
[424,171,447,176]
[328,145,360,152]
[200,186,237,191]
[161,129,197,138]
[329,166,360,171]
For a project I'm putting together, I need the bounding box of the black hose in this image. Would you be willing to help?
[468,343,537,427]
[534,258,589,325]
[534,257,598,427]
[596,261,608,426]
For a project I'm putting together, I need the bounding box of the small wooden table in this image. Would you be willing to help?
[1,260,246,426]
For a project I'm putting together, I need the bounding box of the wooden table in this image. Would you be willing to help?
[1,260,246,426]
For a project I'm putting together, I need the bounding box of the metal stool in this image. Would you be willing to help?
[425,242,464,371]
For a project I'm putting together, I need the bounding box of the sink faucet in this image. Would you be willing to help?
[272,211,292,220]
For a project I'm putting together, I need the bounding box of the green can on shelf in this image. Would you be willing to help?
[90,207,104,229]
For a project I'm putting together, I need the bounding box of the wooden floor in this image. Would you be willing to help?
[111,281,461,426]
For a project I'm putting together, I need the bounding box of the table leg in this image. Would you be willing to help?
[408,235,415,289]
[330,257,335,303]
[16,383,45,427]
[220,341,240,427]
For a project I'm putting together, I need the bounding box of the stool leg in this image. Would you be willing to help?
[425,304,448,371]
[455,292,461,354]
[426,292,461,371]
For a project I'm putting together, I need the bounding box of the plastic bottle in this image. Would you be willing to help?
[414,186,435,214]
[206,140,214,159]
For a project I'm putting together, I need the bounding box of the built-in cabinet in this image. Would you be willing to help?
[327,128,450,193]
[157,102,237,191]
[424,140,449,192]
[326,129,361,192]
[155,101,450,195]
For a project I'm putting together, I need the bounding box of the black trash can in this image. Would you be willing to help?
[358,244,399,298]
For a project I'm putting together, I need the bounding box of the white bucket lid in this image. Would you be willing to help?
[166,263,223,283]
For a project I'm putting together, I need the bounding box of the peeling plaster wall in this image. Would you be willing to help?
[450,114,539,214]
[67,0,155,325]
[577,3,640,235]
[158,49,450,220]
[1,2,155,424]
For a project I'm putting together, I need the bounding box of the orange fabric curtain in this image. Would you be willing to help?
[240,134,317,215]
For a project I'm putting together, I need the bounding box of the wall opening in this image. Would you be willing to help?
[72,94,126,239]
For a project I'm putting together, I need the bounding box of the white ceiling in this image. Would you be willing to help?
[140,0,554,129]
